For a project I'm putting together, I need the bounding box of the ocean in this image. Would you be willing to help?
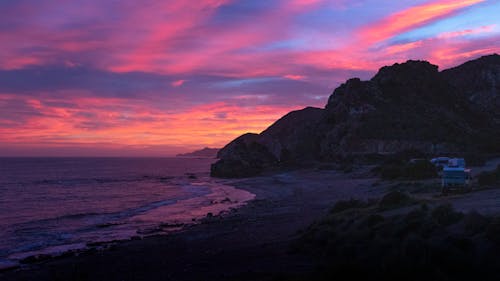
[0,157,254,268]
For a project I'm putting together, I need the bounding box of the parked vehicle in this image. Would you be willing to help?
[442,167,472,193]
[431,157,450,169]
[448,158,466,168]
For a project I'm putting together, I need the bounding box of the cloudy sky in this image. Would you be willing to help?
[1,0,499,156]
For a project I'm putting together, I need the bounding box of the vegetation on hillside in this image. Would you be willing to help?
[292,192,500,280]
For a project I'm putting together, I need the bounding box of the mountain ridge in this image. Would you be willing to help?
[211,54,500,178]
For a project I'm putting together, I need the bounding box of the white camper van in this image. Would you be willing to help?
[442,166,472,192]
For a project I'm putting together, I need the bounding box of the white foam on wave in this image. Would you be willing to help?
[1,176,255,269]
[7,242,87,261]
[129,182,255,224]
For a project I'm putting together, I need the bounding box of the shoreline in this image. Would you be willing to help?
[1,168,383,280]
[2,162,500,280]
[0,172,255,272]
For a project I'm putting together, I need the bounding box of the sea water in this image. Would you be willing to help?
[0,157,254,267]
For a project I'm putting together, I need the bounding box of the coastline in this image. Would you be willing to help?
[2,161,500,280]
[1,167,384,280]
[0,171,256,271]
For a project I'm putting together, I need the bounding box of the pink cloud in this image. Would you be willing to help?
[358,0,485,46]
[372,29,500,69]
[437,24,497,39]
[429,37,500,67]
[1,0,492,79]
[0,93,302,155]
[385,41,424,55]
[283,74,306,80]
[171,80,186,87]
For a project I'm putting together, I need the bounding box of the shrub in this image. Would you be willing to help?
[330,199,370,214]
[463,211,489,235]
[405,160,438,180]
[294,199,500,280]
[477,165,500,186]
[377,165,404,180]
[431,204,463,226]
[486,216,500,244]
[378,191,413,210]
[392,149,427,162]
[374,158,437,180]
[361,214,385,227]
[464,153,486,166]
[478,172,496,186]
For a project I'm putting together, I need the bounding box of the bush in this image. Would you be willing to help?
[293,200,493,280]
[330,199,371,214]
[392,149,427,162]
[486,216,500,244]
[374,158,437,180]
[431,204,463,226]
[360,214,385,227]
[376,165,403,179]
[463,211,489,235]
[405,161,438,180]
[477,165,500,186]
[378,191,413,210]
[464,153,486,166]
[478,172,497,186]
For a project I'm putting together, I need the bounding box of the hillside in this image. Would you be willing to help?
[211,54,500,178]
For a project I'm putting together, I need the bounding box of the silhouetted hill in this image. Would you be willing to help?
[176,147,219,158]
[442,54,500,123]
[211,55,500,178]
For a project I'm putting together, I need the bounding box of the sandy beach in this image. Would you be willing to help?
[2,160,500,281]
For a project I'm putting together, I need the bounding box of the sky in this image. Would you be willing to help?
[0,0,499,156]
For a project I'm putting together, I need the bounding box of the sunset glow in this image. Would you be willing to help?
[1,0,499,156]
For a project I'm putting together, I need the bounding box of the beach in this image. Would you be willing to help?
[0,166,382,280]
[2,160,500,280]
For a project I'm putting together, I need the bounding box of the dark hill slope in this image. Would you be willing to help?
[211,55,500,178]
[211,108,325,177]
[442,54,500,123]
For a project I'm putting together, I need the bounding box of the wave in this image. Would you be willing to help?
[24,175,178,186]
[8,197,185,231]
[1,196,192,258]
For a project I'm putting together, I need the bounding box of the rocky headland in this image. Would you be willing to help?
[176,147,220,158]
[211,54,500,178]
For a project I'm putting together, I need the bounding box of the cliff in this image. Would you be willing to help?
[211,54,500,178]
[442,54,500,123]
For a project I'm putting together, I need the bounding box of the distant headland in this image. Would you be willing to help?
[176,147,220,158]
